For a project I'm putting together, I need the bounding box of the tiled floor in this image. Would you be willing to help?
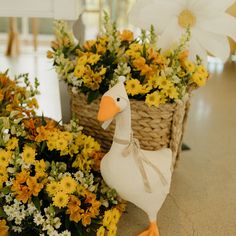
[118,60,236,236]
[1,46,236,236]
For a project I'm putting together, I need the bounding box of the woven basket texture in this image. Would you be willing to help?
[70,91,190,164]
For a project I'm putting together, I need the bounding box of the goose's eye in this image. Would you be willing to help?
[116,98,120,102]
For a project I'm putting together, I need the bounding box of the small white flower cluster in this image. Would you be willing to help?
[3,200,33,229]
[110,62,131,88]
[103,12,121,53]
[33,206,71,236]
[0,113,26,145]
[54,53,75,80]
[74,171,97,192]
[3,198,71,236]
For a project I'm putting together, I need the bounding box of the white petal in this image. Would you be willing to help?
[129,0,181,33]
[192,0,235,12]
[189,38,208,65]
[198,13,236,42]
[192,28,230,62]
[157,18,183,50]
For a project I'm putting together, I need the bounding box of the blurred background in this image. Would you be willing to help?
[1,1,236,235]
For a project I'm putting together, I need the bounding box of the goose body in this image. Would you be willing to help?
[101,145,172,220]
[97,77,173,236]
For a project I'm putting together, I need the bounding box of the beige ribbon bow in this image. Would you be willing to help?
[114,133,167,193]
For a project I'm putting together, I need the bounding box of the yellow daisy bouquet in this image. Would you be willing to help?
[0,72,124,236]
[48,13,208,107]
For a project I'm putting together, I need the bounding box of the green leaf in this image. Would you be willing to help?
[40,141,46,153]
[32,197,41,210]
[65,215,71,229]
[87,91,100,104]
[0,207,7,218]
[74,223,83,236]
[1,186,11,195]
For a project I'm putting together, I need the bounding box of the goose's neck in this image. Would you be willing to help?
[114,104,131,141]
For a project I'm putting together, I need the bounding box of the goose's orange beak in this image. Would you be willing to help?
[97,96,120,122]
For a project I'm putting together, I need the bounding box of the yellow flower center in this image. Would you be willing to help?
[178,9,196,28]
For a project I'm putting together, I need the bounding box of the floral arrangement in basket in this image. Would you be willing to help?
[0,71,124,236]
[48,13,208,106]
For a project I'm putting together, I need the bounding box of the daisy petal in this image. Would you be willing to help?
[129,0,181,33]
[193,29,230,62]
[192,0,235,12]
[189,37,208,65]
[158,19,183,50]
[198,14,236,42]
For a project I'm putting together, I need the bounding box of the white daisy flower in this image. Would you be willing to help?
[130,0,236,62]
[53,217,62,229]
[5,194,13,203]
[60,230,71,236]
[34,213,45,226]
[12,226,22,233]
[15,218,22,225]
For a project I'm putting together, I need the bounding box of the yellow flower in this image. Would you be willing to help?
[163,86,179,99]
[87,54,101,65]
[147,76,159,89]
[133,57,146,70]
[140,84,152,94]
[96,43,107,54]
[60,131,73,142]
[35,159,46,177]
[120,30,134,42]
[46,181,60,196]
[6,137,18,150]
[110,208,121,225]
[156,77,172,90]
[77,55,88,65]
[99,67,107,76]
[27,176,43,197]
[56,138,68,151]
[125,79,142,96]
[73,154,93,172]
[107,224,117,236]
[83,39,96,50]
[82,136,100,157]
[66,195,84,223]
[96,226,105,236]
[27,97,38,109]
[15,185,31,203]
[53,192,69,208]
[75,132,87,146]
[69,144,79,156]
[196,65,208,79]
[47,50,54,59]
[74,64,86,78]
[0,219,9,236]
[81,213,92,227]
[0,149,11,167]
[76,184,86,197]
[102,210,112,227]
[60,176,77,194]
[0,166,8,189]
[183,60,195,73]
[145,92,161,107]
[191,73,206,87]
[22,145,36,164]
[129,43,142,51]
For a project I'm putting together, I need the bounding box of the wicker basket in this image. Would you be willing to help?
[70,91,190,164]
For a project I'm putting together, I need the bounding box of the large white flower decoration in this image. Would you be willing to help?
[129,0,236,63]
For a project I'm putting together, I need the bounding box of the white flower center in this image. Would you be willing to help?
[178,9,196,28]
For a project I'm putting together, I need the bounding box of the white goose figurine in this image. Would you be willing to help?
[97,76,173,236]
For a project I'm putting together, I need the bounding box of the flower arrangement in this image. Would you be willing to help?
[0,72,124,236]
[48,13,208,106]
